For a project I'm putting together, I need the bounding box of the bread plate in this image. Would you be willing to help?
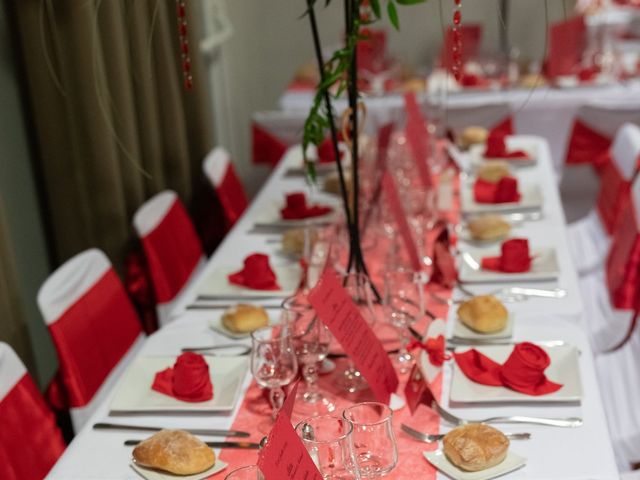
[450,344,583,403]
[131,458,228,480]
[110,356,248,413]
[458,246,559,283]
[460,183,542,216]
[252,198,338,228]
[468,138,537,167]
[423,449,526,480]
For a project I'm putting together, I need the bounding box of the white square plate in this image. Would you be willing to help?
[253,199,338,228]
[131,459,228,480]
[458,246,559,283]
[110,356,248,413]
[196,264,302,299]
[460,183,542,215]
[452,313,514,341]
[424,449,526,480]
[450,344,583,403]
[469,141,537,167]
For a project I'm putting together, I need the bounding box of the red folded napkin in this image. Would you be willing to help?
[152,352,213,402]
[460,72,489,88]
[481,238,532,273]
[454,342,563,396]
[473,177,521,204]
[280,192,332,220]
[228,253,281,290]
[577,66,598,82]
[318,133,345,164]
[485,132,529,159]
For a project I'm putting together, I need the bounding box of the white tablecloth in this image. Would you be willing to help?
[47,137,617,479]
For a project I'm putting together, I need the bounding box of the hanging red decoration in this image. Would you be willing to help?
[451,0,463,81]
[176,0,193,90]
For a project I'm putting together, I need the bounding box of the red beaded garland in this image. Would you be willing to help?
[451,0,463,81]
[175,0,193,90]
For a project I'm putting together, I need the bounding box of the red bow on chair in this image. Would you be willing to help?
[408,335,451,366]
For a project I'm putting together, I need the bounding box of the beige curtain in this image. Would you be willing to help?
[11,0,214,268]
[0,196,36,374]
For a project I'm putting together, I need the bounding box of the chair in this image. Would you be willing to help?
[0,343,65,479]
[37,249,144,432]
[568,123,640,275]
[133,191,205,326]
[251,110,308,166]
[203,148,249,229]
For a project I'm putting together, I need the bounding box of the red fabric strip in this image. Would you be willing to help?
[565,119,612,165]
[606,206,640,310]
[252,124,287,167]
[217,166,248,229]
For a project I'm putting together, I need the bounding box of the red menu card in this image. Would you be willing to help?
[403,92,433,188]
[381,171,423,271]
[257,381,323,480]
[308,268,399,404]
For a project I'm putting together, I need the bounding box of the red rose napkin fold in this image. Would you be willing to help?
[473,177,521,204]
[460,72,490,88]
[485,132,529,159]
[152,352,213,402]
[481,238,532,273]
[228,253,281,290]
[454,342,563,396]
[280,192,333,220]
[318,133,345,164]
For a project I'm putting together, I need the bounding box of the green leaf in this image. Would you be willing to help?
[387,1,399,30]
[370,0,381,18]
[396,0,426,4]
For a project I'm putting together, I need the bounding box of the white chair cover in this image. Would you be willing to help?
[0,342,26,402]
[203,147,231,188]
[37,249,144,432]
[568,123,640,275]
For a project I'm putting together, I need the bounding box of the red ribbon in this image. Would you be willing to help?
[454,342,563,396]
[280,192,333,220]
[408,335,451,367]
[0,374,66,479]
[228,253,281,290]
[152,353,213,402]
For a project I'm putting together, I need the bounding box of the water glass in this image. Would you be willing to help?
[342,402,398,478]
[296,414,362,479]
[225,465,263,480]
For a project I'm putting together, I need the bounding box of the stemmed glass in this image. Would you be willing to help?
[250,324,298,428]
[384,268,425,373]
[225,465,264,480]
[296,414,362,479]
[342,402,398,478]
[284,307,336,415]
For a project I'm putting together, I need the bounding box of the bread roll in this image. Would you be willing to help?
[459,126,489,149]
[477,161,510,183]
[282,228,318,256]
[222,304,269,333]
[132,430,215,475]
[443,424,509,471]
[457,295,508,333]
[519,73,546,89]
[467,215,511,241]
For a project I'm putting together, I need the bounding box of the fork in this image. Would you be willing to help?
[401,424,531,443]
[457,284,566,301]
[430,399,582,428]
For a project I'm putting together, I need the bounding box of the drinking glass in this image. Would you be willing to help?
[296,414,362,480]
[225,465,264,480]
[384,268,425,373]
[284,307,336,415]
[250,324,298,424]
[343,402,398,478]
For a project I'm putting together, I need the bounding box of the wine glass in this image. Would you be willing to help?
[296,414,362,479]
[250,324,298,426]
[342,402,398,477]
[225,465,263,480]
[384,268,425,373]
[284,307,336,415]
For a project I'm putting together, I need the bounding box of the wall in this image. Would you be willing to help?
[0,3,57,387]
[213,0,575,193]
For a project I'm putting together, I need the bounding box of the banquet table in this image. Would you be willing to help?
[47,136,618,479]
[279,80,640,174]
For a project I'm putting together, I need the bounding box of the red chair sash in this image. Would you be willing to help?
[252,123,287,167]
[565,119,612,166]
[48,269,142,407]
[606,206,640,310]
[595,154,632,234]
[0,374,65,479]
[142,201,204,303]
[216,166,248,229]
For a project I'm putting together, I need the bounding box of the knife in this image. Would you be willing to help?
[124,439,260,449]
[196,295,283,301]
[94,423,250,438]
[186,304,282,310]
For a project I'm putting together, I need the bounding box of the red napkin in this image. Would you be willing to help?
[577,66,598,83]
[481,238,532,273]
[484,132,529,159]
[152,352,213,402]
[473,177,521,204]
[454,342,563,396]
[460,72,489,88]
[228,253,281,290]
[318,132,345,164]
[280,192,332,220]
